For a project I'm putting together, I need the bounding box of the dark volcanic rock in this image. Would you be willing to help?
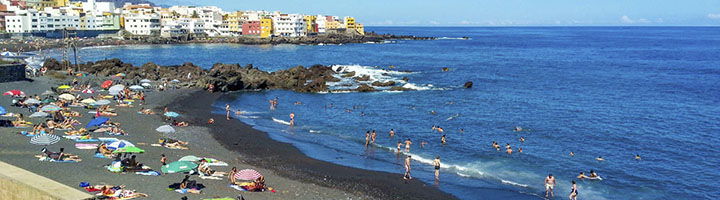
[341,71,356,78]
[353,75,370,82]
[464,81,473,88]
[402,77,409,82]
[356,84,375,92]
[371,81,396,87]
[390,86,415,91]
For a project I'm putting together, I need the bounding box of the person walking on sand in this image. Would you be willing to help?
[161,154,167,166]
[403,155,412,180]
[226,104,230,120]
[569,180,578,200]
[545,174,556,197]
[433,156,441,180]
[289,112,295,126]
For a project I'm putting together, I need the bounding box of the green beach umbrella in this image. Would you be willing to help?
[161,161,197,174]
[112,146,145,154]
[178,155,203,162]
[41,98,56,104]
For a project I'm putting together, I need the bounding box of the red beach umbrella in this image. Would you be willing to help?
[101,80,112,89]
[3,90,25,97]
[234,169,263,181]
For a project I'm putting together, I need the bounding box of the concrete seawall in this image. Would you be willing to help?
[0,161,93,200]
[0,63,26,83]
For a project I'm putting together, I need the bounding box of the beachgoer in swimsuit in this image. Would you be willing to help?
[589,170,598,178]
[161,154,167,166]
[405,139,412,151]
[433,156,441,180]
[636,154,641,160]
[577,172,588,180]
[545,174,555,197]
[421,140,426,148]
[371,130,376,143]
[597,156,604,161]
[441,135,446,144]
[397,141,402,151]
[570,151,574,157]
[226,104,230,120]
[365,131,370,146]
[403,155,412,180]
[518,147,523,153]
[569,180,578,200]
[289,112,295,126]
[520,136,525,143]
[389,129,394,138]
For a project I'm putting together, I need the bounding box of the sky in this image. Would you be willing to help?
[152,0,720,26]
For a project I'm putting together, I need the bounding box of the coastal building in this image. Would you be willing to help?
[241,20,259,36]
[325,20,340,30]
[344,16,355,29]
[315,15,330,33]
[123,12,160,35]
[225,11,241,33]
[260,17,272,38]
[5,7,81,33]
[304,15,316,34]
[272,13,305,37]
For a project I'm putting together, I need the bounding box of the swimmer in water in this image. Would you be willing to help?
[589,170,598,178]
[389,129,394,138]
[570,151,575,157]
[596,156,604,162]
[635,154,641,160]
[345,109,352,113]
[441,135,446,144]
[577,172,588,180]
[410,106,415,110]
[361,112,365,117]
[431,110,435,115]
[289,112,295,126]
[460,129,463,134]
[421,140,427,148]
[506,143,511,150]
[438,127,444,133]
[405,139,412,151]
[520,136,525,143]
[514,126,522,132]
[371,130,376,144]
[235,109,242,115]
[518,147,523,153]
[506,147,513,155]
[432,125,436,131]
[269,100,275,110]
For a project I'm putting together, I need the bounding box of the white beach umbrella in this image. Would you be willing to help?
[140,82,151,87]
[108,85,125,95]
[140,79,152,83]
[129,85,144,90]
[94,99,111,105]
[41,90,55,96]
[30,134,61,145]
[58,94,76,100]
[29,111,49,118]
[24,99,41,104]
[80,99,96,104]
[155,125,175,134]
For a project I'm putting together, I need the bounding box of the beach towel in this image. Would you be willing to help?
[37,156,78,163]
[94,153,113,159]
[75,143,98,149]
[228,184,247,191]
[76,139,99,142]
[135,171,161,176]
[199,174,223,180]
[98,137,119,142]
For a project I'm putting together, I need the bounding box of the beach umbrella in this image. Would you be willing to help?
[101,80,113,89]
[76,73,87,77]
[234,169,263,181]
[30,134,61,145]
[139,79,152,83]
[29,111,49,118]
[140,83,151,87]
[178,155,203,162]
[0,106,6,115]
[108,85,124,95]
[41,90,55,96]
[106,140,135,150]
[171,79,180,83]
[129,85,144,90]
[86,117,109,128]
[41,98,56,104]
[58,94,76,100]
[94,99,111,105]
[4,90,25,97]
[40,105,61,112]
[82,89,95,94]
[58,85,71,90]
[161,161,197,174]
[80,99,96,104]
[24,99,41,104]
[1,51,16,56]
[114,73,126,77]
[164,112,179,118]
[155,125,175,134]
[112,146,145,154]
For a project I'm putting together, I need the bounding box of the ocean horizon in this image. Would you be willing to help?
[46,26,720,199]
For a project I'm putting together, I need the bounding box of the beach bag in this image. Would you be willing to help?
[79,182,90,187]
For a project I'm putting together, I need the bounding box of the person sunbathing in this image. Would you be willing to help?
[99,111,117,116]
[65,128,87,136]
[96,144,113,156]
[139,108,155,115]
[41,147,81,162]
[110,126,126,135]
[178,175,202,194]
[161,138,189,149]
[198,159,226,176]
[172,120,189,127]
[245,176,266,192]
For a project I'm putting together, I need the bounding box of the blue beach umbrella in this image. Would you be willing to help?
[86,117,109,128]
[40,105,62,112]
[164,112,179,118]
[106,140,135,150]
[0,105,6,115]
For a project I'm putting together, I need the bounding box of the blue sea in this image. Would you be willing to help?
[48,27,720,199]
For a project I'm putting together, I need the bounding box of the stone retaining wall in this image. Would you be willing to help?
[0,63,26,83]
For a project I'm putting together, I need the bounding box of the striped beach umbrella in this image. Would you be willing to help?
[40,105,62,112]
[30,134,61,145]
[106,140,135,150]
[82,89,95,94]
[161,161,197,174]
[234,169,263,181]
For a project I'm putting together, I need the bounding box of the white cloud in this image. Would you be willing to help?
[708,13,720,19]
[621,15,650,24]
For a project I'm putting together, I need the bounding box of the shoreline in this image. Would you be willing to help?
[167,90,457,200]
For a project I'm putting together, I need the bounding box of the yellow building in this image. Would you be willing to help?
[227,11,242,33]
[344,17,355,29]
[260,18,273,38]
[304,15,316,33]
[38,0,68,8]
[326,21,340,30]
[356,23,364,35]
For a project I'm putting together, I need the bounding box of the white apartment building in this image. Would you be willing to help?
[272,13,306,37]
[123,13,160,35]
[5,8,80,33]
[316,15,326,33]
[82,0,116,14]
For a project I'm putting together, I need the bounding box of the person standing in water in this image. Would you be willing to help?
[225,104,230,120]
[269,100,275,110]
[389,129,394,138]
[405,139,412,151]
[365,131,370,146]
[289,112,295,126]
[545,174,555,197]
[397,141,402,151]
[569,180,578,200]
[433,156,441,180]
[441,135,446,144]
[403,155,412,180]
[460,128,464,134]
[371,130,376,144]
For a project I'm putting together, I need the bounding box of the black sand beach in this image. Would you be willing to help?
[168,90,457,200]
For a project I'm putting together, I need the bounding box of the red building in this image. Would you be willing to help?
[241,21,260,35]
